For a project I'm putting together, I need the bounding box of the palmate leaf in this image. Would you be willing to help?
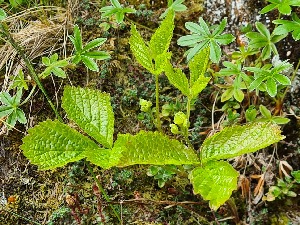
[114,131,199,167]
[189,161,239,210]
[201,122,284,163]
[62,86,114,148]
[21,120,101,170]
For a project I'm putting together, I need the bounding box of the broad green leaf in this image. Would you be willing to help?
[233,89,244,102]
[201,122,284,163]
[272,116,290,124]
[221,88,234,102]
[189,161,239,210]
[164,61,189,96]
[209,40,222,63]
[188,47,210,86]
[62,86,114,148]
[259,105,272,119]
[21,120,100,170]
[84,147,124,169]
[150,9,174,57]
[129,24,154,73]
[114,131,199,167]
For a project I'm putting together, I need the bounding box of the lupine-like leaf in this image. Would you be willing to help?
[62,86,114,148]
[201,122,284,163]
[164,61,189,96]
[150,10,175,57]
[129,24,154,73]
[114,131,199,167]
[189,161,239,210]
[21,120,101,170]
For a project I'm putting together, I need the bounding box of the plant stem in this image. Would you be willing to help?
[155,74,162,132]
[184,97,193,148]
[85,159,122,223]
[0,24,63,122]
[20,85,36,106]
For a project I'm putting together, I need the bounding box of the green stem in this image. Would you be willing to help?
[20,85,36,106]
[85,159,122,223]
[155,74,162,132]
[0,24,63,122]
[184,97,193,148]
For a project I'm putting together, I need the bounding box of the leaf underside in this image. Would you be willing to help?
[62,86,114,148]
[201,122,284,163]
[21,120,101,170]
[189,161,239,210]
[114,131,199,167]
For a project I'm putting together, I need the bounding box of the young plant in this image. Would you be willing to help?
[163,47,210,142]
[245,22,287,60]
[99,0,136,24]
[21,85,284,211]
[69,25,110,72]
[273,12,300,41]
[245,61,292,97]
[260,0,300,15]
[177,17,235,62]
[129,10,175,131]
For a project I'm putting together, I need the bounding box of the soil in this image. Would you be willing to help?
[1,0,300,225]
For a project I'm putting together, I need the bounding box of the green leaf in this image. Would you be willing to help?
[164,61,189,96]
[178,17,234,62]
[291,170,300,183]
[10,70,28,90]
[272,116,290,124]
[16,108,26,124]
[233,89,244,102]
[189,161,239,210]
[209,40,222,63]
[260,3,277,14]
[114,131,199,167]
[190,75,210,99]
[21,120,100,170]
[201,122,284,163]
[62,86,114,148]
[150,10,175,57]
[83,51,111,60]
[188,47,210,86]
[84,147,123,169]
[259,105,272,119]
[0,106,14,118]
[73,25,83,51]
[221,88,234,102]
[81,56,99,72]
[129,24,154,73]
[82,38,107,52]
[266,78,277,97]
[0,9,7,20]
